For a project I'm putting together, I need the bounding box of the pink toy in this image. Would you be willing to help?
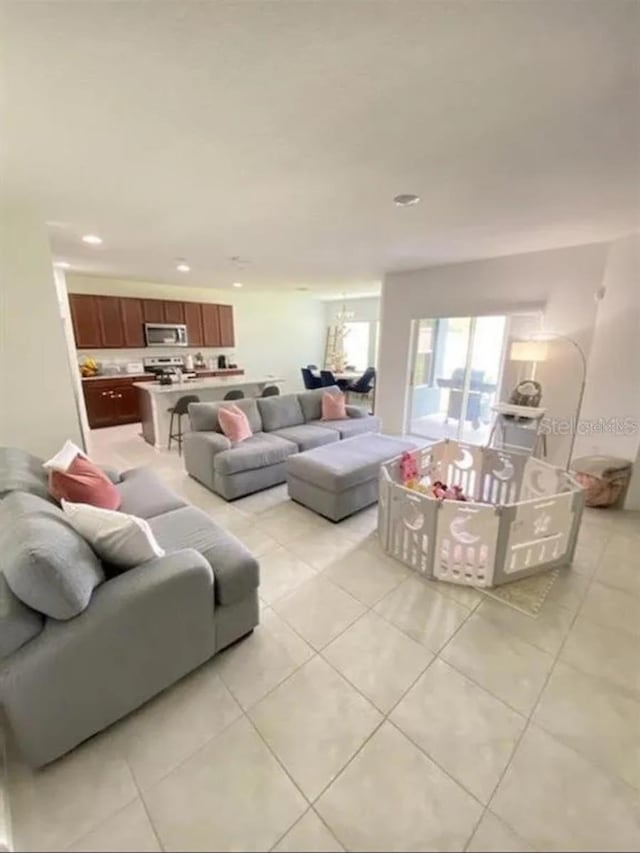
[431,480,467,502]
[400,451,419,485]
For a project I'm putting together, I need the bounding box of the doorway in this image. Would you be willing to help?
[407,315,508,444]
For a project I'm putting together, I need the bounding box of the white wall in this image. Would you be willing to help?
[377,243,609,466]
[66,274,326,394]
[0,201,84,456]
[572,234,640,506]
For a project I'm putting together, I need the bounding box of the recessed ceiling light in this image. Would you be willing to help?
[55,261,71,269]
[82,234,103,245]
[232,282,243,288]
[393,193,421,207]
[176,262,191,273]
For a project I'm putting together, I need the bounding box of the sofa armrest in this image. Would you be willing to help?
[0,549,216,766]
[345,404,369,419]
[183,432,231,488]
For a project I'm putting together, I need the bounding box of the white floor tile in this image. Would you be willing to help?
[323,611,433,712]
[273,809,344,852]
[249,656,382,800]
[475,596,575,655]
[273,577,365,650]
[11,736,137,853]
[144,717,307,852]
[391,659,526,803]
[533,660,640,791]
[65,799,160,853]
[286,528,361,572]
[258,546,316,604]
[216,607,314,710]
[467,810,534,852]
[315,721,482,851]
[560,614,640,699]
[441,613,554,715]
[374,576,471,651]
[491,725,640,852]
[579,580,640,638]
[321,546,410,606]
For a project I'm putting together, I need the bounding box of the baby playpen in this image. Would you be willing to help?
[378,440,584,588]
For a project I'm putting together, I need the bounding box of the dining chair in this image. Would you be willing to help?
[320,370,349,391]
[301,368,322,389]
[224,389,245,401]
[261,385,280,397]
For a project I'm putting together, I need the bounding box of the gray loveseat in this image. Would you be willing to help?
[0,447,259,767]
[184,386,381,500]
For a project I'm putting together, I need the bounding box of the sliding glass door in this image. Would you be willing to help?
[407,315,507,445]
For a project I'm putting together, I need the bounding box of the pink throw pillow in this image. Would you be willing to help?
[322,390,347,420]
[49,455,121,510]
[218,404,253,443]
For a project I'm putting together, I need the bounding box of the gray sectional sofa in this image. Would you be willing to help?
[0,447,259,767]
[184,386,381,500]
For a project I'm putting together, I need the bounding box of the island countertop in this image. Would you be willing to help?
[133,376,284,395]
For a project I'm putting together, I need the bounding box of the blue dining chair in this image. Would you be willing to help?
[320,370,349,391]
[301,368,322,389]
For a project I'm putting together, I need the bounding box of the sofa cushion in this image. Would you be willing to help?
[287,433,417,491]
[0,447,51,502]
[298,386,341,423]
[189,399,262,435]
[213,433,297,476]
[116,468,187,519]
[307,415,381,439]
[257,394,304,432]
[0,572,44,660]
[49,455,122,510]
[270,424,339,451]
[149,506,259,605]
[0,492,105,620]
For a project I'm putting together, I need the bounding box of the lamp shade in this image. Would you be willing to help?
[510,340,549,363]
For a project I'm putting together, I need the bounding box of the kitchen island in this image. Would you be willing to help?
[134,376,284,448]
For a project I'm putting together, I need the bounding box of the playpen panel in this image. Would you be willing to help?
[441,441,484,501]
[520,456,568,501]
[478,447,528,505]
[386,485,438,577]
[434,501,499,587]
[501,492,574,576]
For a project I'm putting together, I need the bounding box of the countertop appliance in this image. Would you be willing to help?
[217,354,227,369]
[144,323,188,347]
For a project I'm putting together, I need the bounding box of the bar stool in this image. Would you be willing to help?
[167,394,200,454]
[224,389,245,401]
[261,385,280,397]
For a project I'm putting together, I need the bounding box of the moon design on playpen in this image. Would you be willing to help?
[449,513,481,545]
[492,455,515,482]
[402,500,425,532]
[453,447,474,470]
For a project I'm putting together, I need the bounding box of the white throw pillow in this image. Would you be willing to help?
[43,440,87,472]
[61,500,165,568]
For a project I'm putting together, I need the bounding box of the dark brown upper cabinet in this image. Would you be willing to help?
[120,298,145,348]
[69,294,102,348]
[218,305,235,347]
[201,303,221,347]
[142,299,164,324]
[163,301,185,324]
[184,302,204,347]
[97,296,125,348]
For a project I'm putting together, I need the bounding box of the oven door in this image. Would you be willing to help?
[144,324,189,347]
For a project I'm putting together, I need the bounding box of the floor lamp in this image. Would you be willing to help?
[511,332,587,470]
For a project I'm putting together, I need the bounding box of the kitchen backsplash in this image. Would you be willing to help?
[77,347,235,370]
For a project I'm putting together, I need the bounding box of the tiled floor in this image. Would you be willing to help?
[9,424,640,852]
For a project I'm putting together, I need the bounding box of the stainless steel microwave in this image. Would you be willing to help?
[144,323,188,347]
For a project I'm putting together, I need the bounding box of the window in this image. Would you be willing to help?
[343,322,370,371]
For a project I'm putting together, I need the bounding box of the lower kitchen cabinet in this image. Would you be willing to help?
[82,377,152,428]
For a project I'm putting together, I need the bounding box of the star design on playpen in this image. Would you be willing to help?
[533,512,552,536]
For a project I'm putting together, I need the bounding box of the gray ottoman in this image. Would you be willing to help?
[286,434,418,521]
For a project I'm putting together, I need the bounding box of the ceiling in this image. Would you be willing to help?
[2,0,639,295]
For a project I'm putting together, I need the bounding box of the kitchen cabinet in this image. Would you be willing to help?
[201,303,221,347]
[184,302,204,347]
[82,376,153,428]
[218,304,235,347]
[97,296,125,348]
[143,299,164,324]
[120,298,145,347]
[69,294,236,350]
[163,301,185,324]
[69,294,102,348]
